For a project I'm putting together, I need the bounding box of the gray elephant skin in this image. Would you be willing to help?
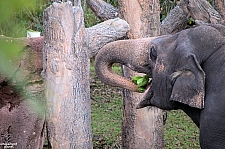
[94,24,225,148]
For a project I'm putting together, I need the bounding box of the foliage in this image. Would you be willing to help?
[105,0,118,7]
[0,0,219,36]
[83,0,118,28]
[160,0,177,21]
[90,64,123,148]
[0,0,45,116]
[0,0,34,75]
[188,17,195,26]
[83,1,101,28]
[132,75,150,92]
[0,0,117,35]
[0,0,50,37]
[0,0,191,35]
[15,0,51,35]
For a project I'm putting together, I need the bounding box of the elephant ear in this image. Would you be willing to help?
[170,54,205,109]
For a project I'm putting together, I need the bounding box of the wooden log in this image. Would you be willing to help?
[43,2,129,148]
[187,0,223,24]
[118,0,164,148]
[87,18,130,58]
[87,0,118,21]
[160,0,190,35]
[43,2,93,148]
[160,0,223,35]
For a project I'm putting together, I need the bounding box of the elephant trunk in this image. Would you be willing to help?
[94,38,155,92]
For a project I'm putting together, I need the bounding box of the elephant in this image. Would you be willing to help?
[94,24,225,148]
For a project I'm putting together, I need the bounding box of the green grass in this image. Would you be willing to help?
[90,64,200,148]
[90,64,123,148]
[164,110,200,148]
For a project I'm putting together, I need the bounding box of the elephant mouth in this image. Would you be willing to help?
[136,80,153,109]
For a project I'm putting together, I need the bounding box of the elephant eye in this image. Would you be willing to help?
[150,45,157,61]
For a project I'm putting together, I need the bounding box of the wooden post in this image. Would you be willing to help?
[43,1,130,148]
[43,2,92,148]
[118,0,164,148]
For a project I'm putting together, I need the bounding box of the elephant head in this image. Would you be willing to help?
[95,24,225,110]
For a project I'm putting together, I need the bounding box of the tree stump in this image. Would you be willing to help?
[43,1,130,148]
[43,2,93,148]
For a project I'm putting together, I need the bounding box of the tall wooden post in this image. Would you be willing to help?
[118,0,164,148]
[43,2,93,148]
[43,1,130,148]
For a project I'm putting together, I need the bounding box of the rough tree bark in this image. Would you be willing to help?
[214,0,225,24]
[87,17,130,58]
[160,0,223,34]
[43,1,129,148]
[0,36,45,149]
[118,0,164,148]
[160,0,190,35]
[43,2,92,148]
[188,0,222,23]
[87,0,118,21]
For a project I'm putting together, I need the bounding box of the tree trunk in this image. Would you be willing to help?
[0,37,45,149]
[43,1,130,148]
[118,0,164,148]
[43,2,93,148]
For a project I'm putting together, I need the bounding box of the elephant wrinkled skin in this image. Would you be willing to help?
[94,24,225,149]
